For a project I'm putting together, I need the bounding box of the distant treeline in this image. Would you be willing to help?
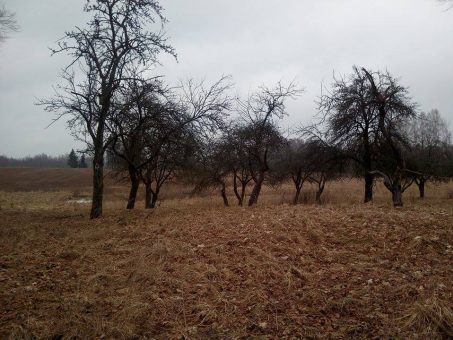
[0,153,91,168]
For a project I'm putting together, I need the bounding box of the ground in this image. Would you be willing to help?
[0,168,452,339]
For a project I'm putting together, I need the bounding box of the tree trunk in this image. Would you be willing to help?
[418,180,425,199]
[220,181,229,207]
[126,166,139,209]
[241,183,248,206]
[240,183,247,206]
[391,168,404,207]
[364,172,374,203]
[248,173,264,206]
[90,150,104,219]
[293,187,301,205]
[233,173,242,206]
[145,181,153,209]
[150,188,159,208]
[315,191,321,204]
[315,180,325,205]
[292,174,302,205]
[392,185,403,207]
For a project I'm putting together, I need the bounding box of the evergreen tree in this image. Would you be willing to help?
[79,154,88,168]
[67,149,79,168]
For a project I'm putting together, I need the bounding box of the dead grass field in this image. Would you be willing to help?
[0,168,452,339]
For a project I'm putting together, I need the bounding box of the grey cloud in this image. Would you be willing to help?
[0,0,452,157]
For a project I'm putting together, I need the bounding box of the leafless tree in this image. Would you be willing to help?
[227,127,254,206]
[271,139,314,204]
[141,133,194,208]
[238,82,302,206]
[189,123,254,207]
[142,76,232,208]
[38,0,175,218]
[189,139,232,207]
[318,67,380,203]
[306,141,345,204]
[315,66,417,206]
[405,109,452,198]
[362,68,417,206]
[109,77,168,209]
[110,76,232,209]
[0,4,19,43]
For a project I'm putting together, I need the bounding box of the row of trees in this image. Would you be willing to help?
[67,64,453,213]
[0,154,68,168]
[105,66,453,210]
[39,0,452,218]
[0,151,90,168]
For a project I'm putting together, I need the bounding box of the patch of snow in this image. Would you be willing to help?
[67,198,92,204]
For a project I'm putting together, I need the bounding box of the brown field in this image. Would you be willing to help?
[0,168,452,339]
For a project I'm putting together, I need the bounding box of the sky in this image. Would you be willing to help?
[0,0,452,157]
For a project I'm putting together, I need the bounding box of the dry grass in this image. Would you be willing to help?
[403,295,453,339]
[0,168,94,192]
[0,169,452,338]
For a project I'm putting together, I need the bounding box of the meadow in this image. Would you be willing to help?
[0,168,452,339]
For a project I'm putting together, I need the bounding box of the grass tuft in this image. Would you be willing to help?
[404,295,453,339]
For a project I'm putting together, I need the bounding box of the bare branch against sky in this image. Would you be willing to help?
[438,0,453,5]
[438,0,453,9]
[0,4,19,42]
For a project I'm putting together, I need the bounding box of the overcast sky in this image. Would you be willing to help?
[0,0,452,157]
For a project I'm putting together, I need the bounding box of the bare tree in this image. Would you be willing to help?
[39,0,175,218]
[315,66,417,206]
[141,76,232,209]
[110,76,232,209]
[141,133,194,208]
[189,123,253,207]
[189,139,232,207]
[109,77,168,209]
[227,127,253,206]
[405,109,452,198]
[362,68,417,206]
[370,141,416,204]
[304,140,345,204]
[271,139,313,204]
[0,4,19,43]
[238,82,302,206]
[318,67,380,203]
